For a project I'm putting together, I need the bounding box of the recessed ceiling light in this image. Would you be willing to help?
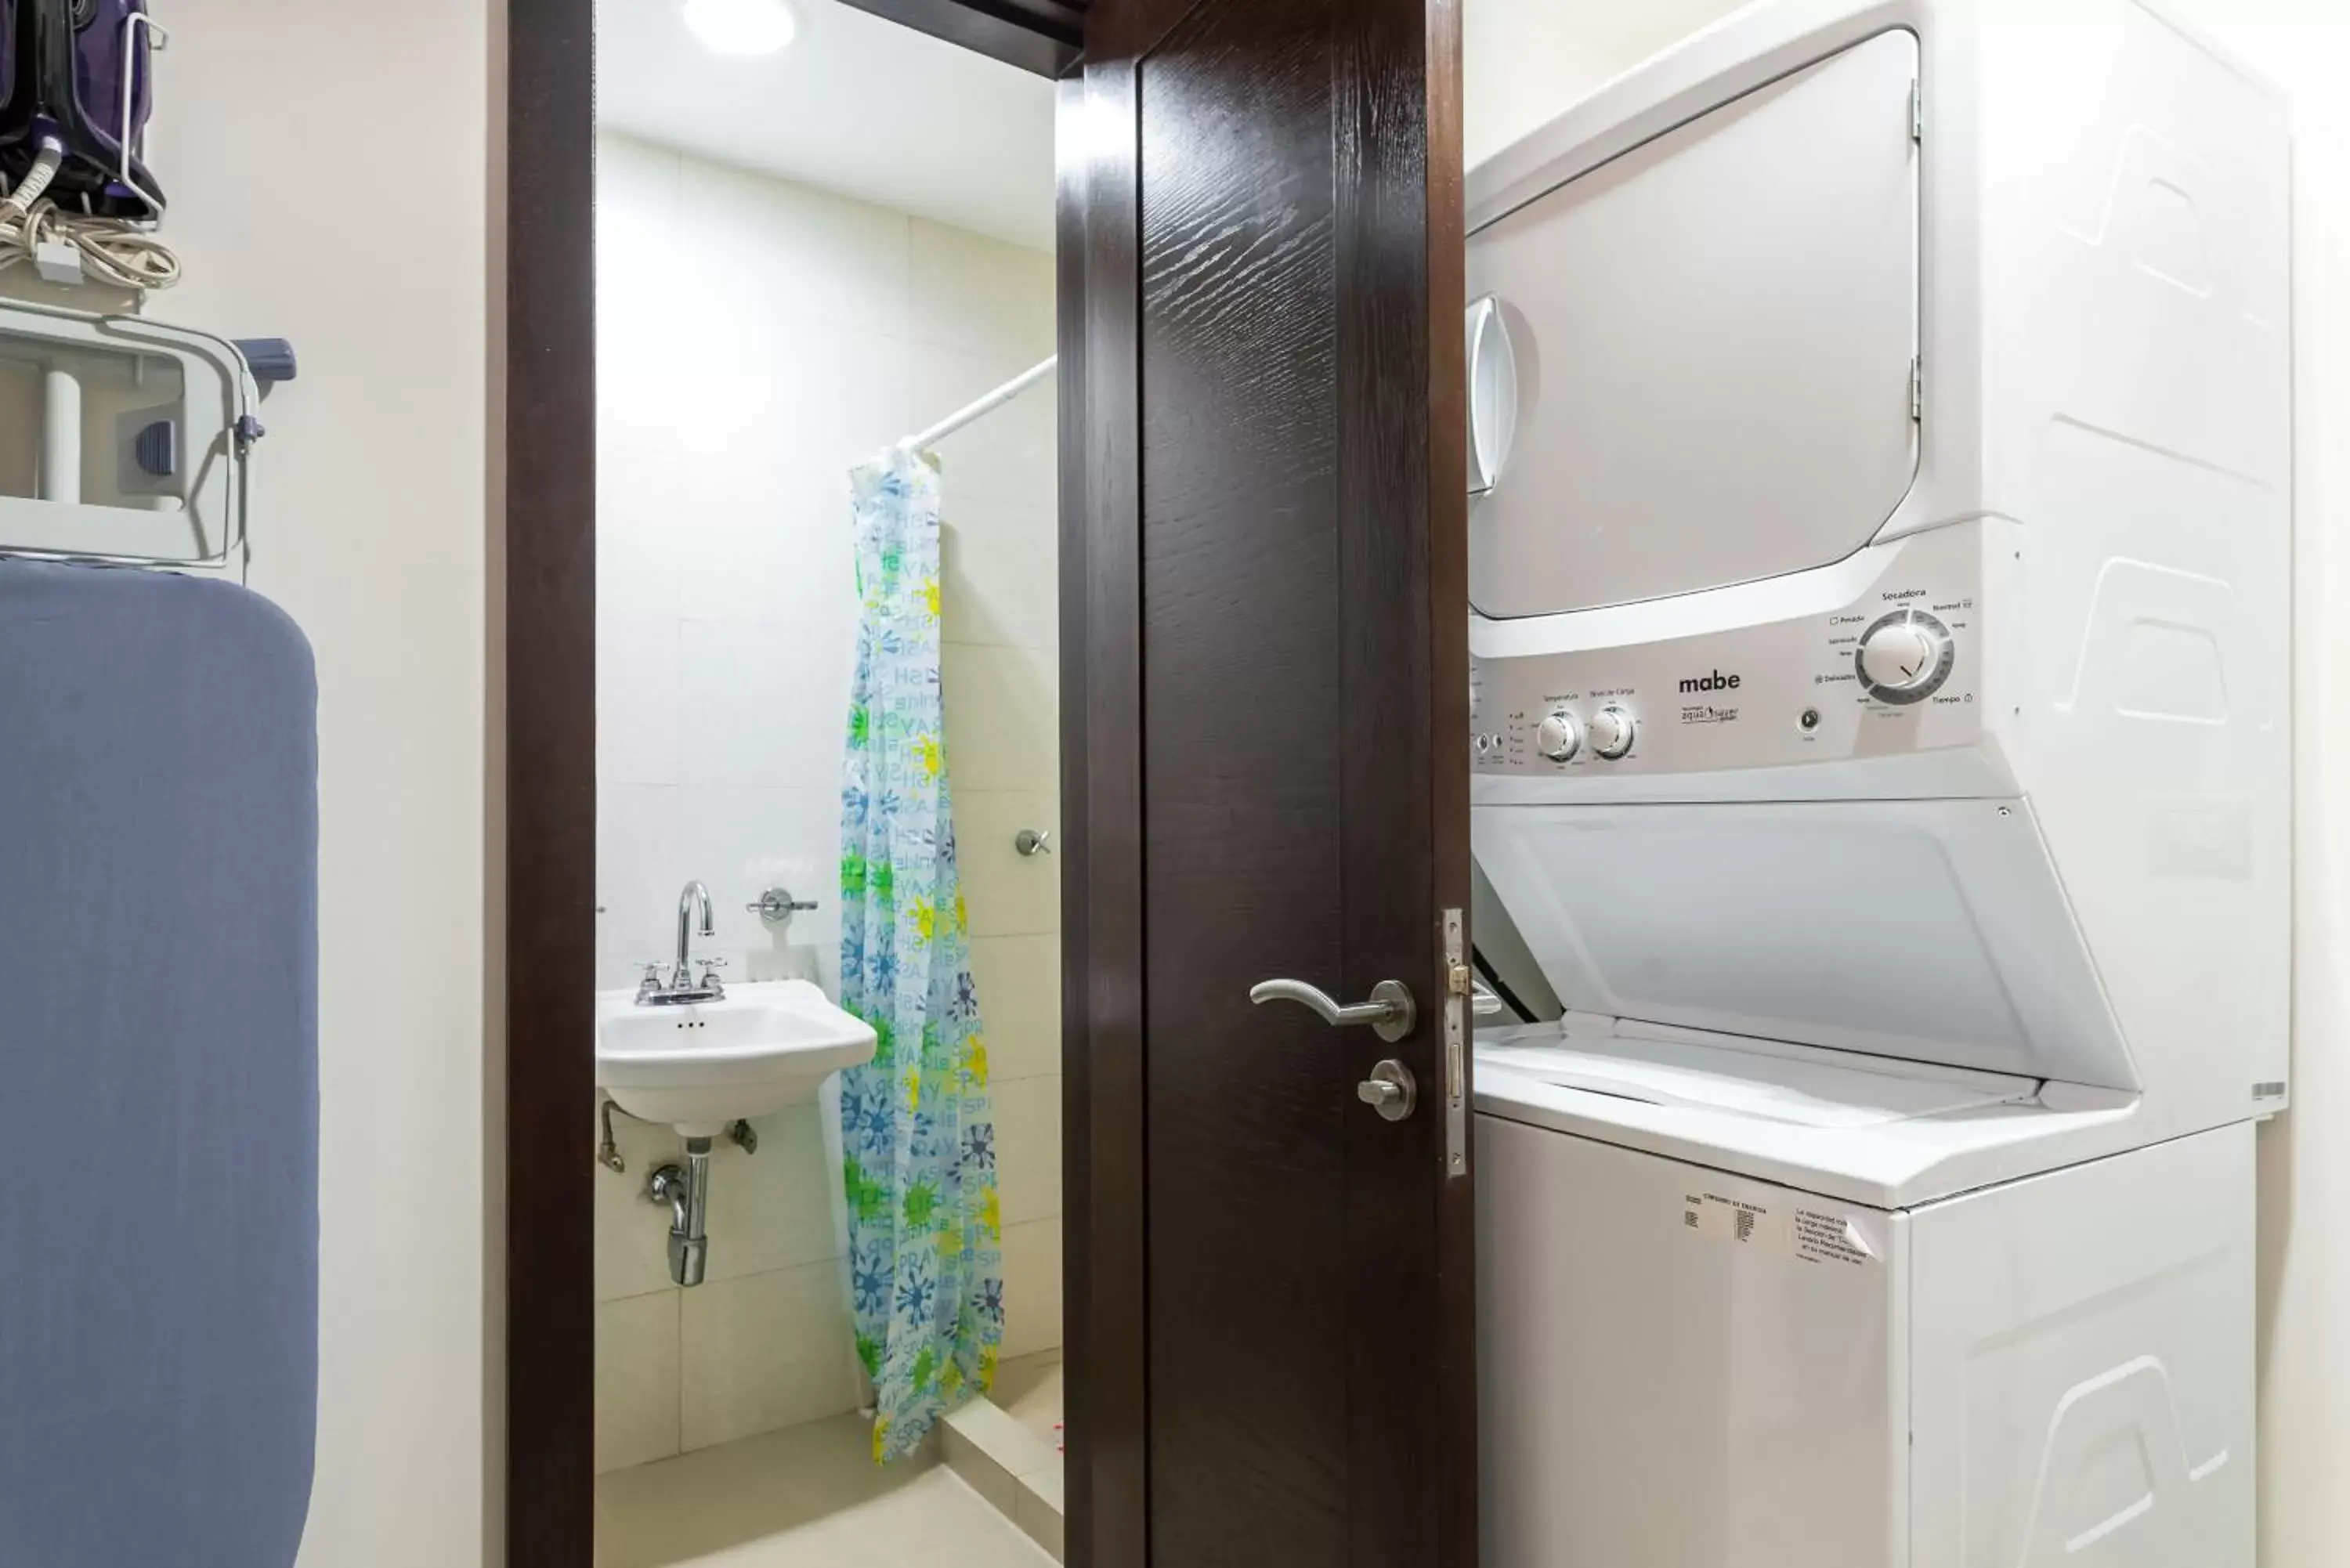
[682,0,797,56]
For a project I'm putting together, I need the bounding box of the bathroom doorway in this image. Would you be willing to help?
[584,5,1066,1562]
[505,2,1477,1566]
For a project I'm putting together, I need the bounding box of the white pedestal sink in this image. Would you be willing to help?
[595,979,877,1139]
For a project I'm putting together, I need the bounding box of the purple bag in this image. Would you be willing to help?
[0,0,165,220]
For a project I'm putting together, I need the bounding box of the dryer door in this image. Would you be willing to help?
[1467,28,1921,620]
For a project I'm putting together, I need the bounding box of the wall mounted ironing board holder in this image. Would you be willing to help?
[0,297,290,582]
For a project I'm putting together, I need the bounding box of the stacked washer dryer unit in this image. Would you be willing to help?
[1465,2,2288,1564]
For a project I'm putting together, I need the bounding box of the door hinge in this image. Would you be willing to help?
[1910,81,1923,144]
[1909,356,1924,422]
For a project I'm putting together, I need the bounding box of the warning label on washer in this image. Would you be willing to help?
[1793,1209,1878,1268]
[1683,1192,1881,1268]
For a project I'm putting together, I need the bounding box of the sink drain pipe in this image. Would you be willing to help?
[648,1139,713,1287]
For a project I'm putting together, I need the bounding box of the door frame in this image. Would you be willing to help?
[503,0,597,1563]
[500,2,1097,1563]
[500,3,1464,1564]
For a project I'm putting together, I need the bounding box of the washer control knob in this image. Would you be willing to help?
[1855,610,1955,703]
[1858,620,1943,692]
[1535,708,1582,762]
[1588,705,1636,759]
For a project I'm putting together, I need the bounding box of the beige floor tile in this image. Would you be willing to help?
[596,1412,1054,1568]
[991,1353,1064,1450]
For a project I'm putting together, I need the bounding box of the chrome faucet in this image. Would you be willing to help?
[634,880,728,1006]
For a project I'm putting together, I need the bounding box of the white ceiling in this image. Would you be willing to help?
[598,0,1752,253]
[597,0,1058,251]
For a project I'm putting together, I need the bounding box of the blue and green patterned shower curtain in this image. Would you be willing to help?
[837,449,1005,1463]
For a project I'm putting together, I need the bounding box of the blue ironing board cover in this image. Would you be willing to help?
[0,561,318,1566]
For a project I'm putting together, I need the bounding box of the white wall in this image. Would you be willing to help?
[96,2,495,1563]
[593,133,1063,1476]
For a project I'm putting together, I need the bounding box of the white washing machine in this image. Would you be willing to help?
[1463,1,2289,1563]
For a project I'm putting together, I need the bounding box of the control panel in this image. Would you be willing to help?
[1470,529,1984,777]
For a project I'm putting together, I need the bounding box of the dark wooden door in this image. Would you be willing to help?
[1061,3,1473,1566]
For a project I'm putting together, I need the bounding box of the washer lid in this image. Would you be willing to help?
[1478,1028,2038,1131]
[1472,797,2139,1093]
[1466,28,1920,620]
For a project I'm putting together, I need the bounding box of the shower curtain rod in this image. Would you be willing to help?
[901,355,1058,451]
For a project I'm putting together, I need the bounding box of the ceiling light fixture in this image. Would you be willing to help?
[682,0,797,56]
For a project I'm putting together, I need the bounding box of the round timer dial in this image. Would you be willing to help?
[1854,609,1955,705]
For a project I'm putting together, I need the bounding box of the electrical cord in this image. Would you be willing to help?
[0,138,180,292]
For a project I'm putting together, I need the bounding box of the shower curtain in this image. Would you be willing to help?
[837,448,1005,1462]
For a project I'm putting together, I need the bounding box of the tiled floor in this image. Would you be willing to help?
[595,1410,1058,1568]
[990,1353,1064,1449]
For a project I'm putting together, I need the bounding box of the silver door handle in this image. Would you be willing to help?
[1249,977,1417,1043]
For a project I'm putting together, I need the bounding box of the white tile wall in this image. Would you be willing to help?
[595,133,1063,1472]
[999,1219,1065,1363]
[680,1262,866,1453]
[598,1292,682,1475]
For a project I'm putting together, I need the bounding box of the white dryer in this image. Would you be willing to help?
[1463,1,2289,1563]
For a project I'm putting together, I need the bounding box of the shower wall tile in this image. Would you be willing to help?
[677,782,844,972]
[598,133,1063,1470]
[967,935,1061,1084]
[992,1077,1063,1230]
[595,1107,687,1303]
[597,439,687,621]
[673,504,804,626]
[998,1219,1065,1364]
[942,495,1059,652]
[598,782,687,991]
[956,792,1061,939]
[700,1102,839,1286]
[910,219,1056,364]
[677,619,837,789]
[913,341,1059,508]
[691,156,913,343]
[680,1261,864,1451]
[598,1291,684,1475]
[941,642,1059,793]
[598,616,682,788]
[772,324,911,478]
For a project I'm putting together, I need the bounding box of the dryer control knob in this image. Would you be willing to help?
[1535,708,1582,763]
[1588,705,1636,759]
[1857,617,1947,695]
